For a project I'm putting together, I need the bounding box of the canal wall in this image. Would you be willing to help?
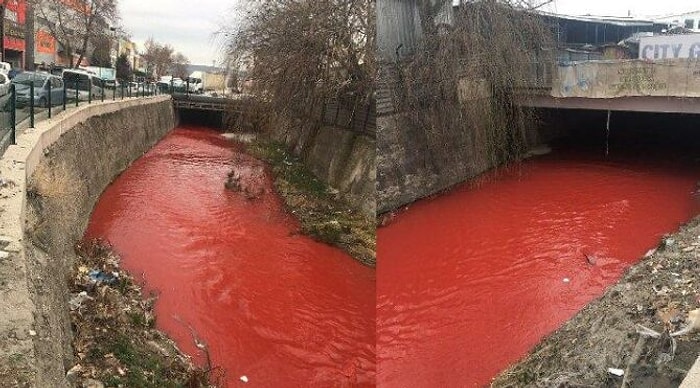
[275,120,376,217]
[376,110,567,214]
[376,112,488,214]
[0,96,175,387]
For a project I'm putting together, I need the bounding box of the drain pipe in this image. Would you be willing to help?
[605,110,611,156]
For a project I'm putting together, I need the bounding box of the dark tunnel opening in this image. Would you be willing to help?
[177,108,225,129]
[536,108,700,163]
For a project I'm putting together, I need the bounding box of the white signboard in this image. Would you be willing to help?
[639,34,700,60]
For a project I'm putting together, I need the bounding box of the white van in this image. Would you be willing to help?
[0,62,11,75]
[62,68,104,101]
[187,71,204,93]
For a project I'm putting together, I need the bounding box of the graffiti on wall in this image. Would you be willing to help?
[552,60,700,98]
[610,66,667,94]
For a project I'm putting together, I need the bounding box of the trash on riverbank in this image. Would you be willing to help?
[607,368,624,377]
[68,239,220,387]
[224,156,268,199]
[493,217,700,387]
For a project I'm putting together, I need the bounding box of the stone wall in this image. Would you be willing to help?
[0,96,175,387]
[376,108,566,214]
[376,112,492,214]
[277,117,376,217]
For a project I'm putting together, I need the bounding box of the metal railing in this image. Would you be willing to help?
[0,79,162,157]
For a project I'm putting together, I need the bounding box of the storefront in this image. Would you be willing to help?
[3,0,26,68]
[35,29,56,68]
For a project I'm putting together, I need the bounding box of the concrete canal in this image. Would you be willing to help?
[83,126,376,386]
[377,110,700,387]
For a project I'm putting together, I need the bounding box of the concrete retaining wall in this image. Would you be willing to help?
[278,118,376,217]
[377,112,494,214]
[0,96,175,387]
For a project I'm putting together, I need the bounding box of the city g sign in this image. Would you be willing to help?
[639,34,700,60]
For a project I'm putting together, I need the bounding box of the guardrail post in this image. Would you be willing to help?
[48,80,52,118]
[170,79,174,94]
[113,83,116,100]
[62,82,66,111]
[75,80,79,107]
[186,78,190,95]
[10,84,15,145]
[29,81,34,128]
[101,83,105,102]
[88,84,92,104]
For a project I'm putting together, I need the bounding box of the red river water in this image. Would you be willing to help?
[84,126,376,387]
[377,151,699,387]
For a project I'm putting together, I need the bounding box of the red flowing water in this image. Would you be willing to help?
[377,152,699,387]
[85,126,376,387]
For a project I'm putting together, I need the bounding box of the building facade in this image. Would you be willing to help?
[3,0,27,68]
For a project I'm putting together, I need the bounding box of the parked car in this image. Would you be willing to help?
[0,61,11,74]
[104,79,119,89]
[62,68,104,101]
[12,72,65,107]
[0,72,11,97]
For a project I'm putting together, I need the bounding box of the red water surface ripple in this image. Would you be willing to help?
[84,126,376,387]
[377,155,699,387]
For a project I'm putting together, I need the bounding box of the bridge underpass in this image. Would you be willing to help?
[172,93,246,129]
[518,59,700,114]
[520,94,700,115]
[514,59,700,154]
[535,107,700,151]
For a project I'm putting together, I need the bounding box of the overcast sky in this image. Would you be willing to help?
[541,0,699,18]
[119,0,240,66]
[120,0,700,65]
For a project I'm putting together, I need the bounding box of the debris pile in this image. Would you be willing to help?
[224,155,268,199]
[67,239,217,387]
[493,217,700,387]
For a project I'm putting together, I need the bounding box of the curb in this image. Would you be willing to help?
[681,356,700,388]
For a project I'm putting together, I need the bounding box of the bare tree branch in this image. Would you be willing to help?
[35,0,118,68]
[223,0,375,116]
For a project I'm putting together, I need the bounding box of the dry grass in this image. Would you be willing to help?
[26,161,83,249]
[30,161,81,200]
[248,139,376,266]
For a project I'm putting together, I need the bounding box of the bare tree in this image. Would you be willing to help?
[225,0,375,116]
[171,52,190,80]
[35,0,119,68]
[393,0,554,166]
[141,38,174,77]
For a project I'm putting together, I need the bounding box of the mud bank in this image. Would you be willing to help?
[0,96,175,387]
[493,215,700,388]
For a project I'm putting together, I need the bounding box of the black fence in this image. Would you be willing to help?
[0,79,162,157]
[318,95,376,137]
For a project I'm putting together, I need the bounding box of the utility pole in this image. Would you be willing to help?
[0,3,5,62]
[110,26,117,67]
[25,0,34,70]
